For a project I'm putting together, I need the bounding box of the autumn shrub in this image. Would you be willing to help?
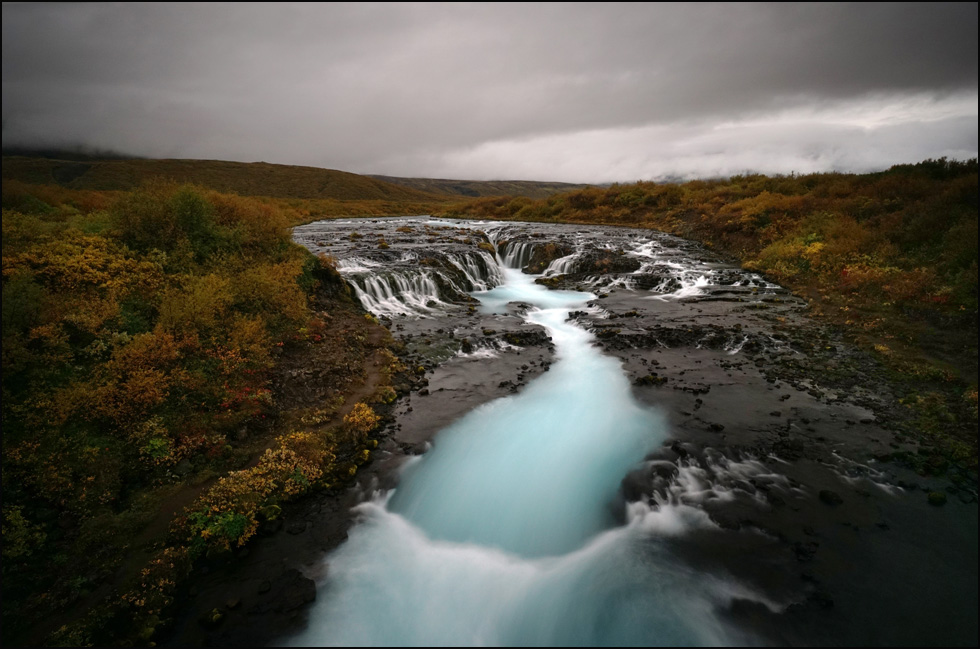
[182,430,337,555]
[1,181,331,641]
[343,402,381,443]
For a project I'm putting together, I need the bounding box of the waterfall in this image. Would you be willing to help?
[348,272,446,317]
[447,251,504,291]
[344,250,503,317]
[543,252,581,276]
[287,237,771,647]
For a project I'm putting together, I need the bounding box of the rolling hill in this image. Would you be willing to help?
[369,174,591,199]
[1,156,446,202]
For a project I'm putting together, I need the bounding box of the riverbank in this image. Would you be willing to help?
[164,218,976,645]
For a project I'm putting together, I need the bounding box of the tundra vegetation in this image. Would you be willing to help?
[1,180,398,645]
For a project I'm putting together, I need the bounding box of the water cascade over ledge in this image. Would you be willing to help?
[286,220,782,646]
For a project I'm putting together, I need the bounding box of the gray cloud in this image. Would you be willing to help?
[3,3,976,181]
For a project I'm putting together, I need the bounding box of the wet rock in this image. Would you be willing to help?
[260,518,283,535]
[819,489,844,506]
[567,249,641,275]
[630,273,682,293]
[502,330,550,347]
[198,607,224,628]
[535,275,565,289]
[523,242,572,274]
[634,373,668,386]
[286,520,308,535]
[793,540,819,561]
[809,591,835,609]
[258,569,317,613]
[927,491,947,506]
[669,441,689,459]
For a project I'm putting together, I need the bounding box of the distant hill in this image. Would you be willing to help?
[369,175,591,199]
[1,156,445,202]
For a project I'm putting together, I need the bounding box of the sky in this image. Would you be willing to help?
[2,3,977,183]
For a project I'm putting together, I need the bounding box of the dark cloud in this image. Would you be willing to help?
[3,3,976,181]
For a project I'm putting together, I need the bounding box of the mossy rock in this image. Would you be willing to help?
[634,374,668,386]
[523,242,572,274]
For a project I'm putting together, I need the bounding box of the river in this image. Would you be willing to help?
[175,217,977,647]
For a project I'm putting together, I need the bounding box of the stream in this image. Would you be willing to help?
[167,217,978,647]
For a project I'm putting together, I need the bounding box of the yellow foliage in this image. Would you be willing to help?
[343,402,381,440]
[2,505,47,558]
[156,273,233,336]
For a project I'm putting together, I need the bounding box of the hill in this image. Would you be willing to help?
[1,156,446,203]
[369,174,591,199]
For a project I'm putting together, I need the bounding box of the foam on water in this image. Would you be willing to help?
[288,224,773,646]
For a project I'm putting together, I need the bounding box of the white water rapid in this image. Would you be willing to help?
[287,239,767,646]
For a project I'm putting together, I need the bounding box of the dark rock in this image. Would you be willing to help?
[793,540,819,561]
[766,491,786,507]
[198,608,224,628]
[927,491,947,506]
[566,249,642,276]
[810,591,835,609]
[523,242,572,274]
[269,569,317,613]
[819,489,843,506]
[634,374,668,386]
[669,441,689,458]
[260,518,283,535]
[502,330,550,347]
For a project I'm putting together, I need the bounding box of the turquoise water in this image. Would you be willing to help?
[288,263,748,646]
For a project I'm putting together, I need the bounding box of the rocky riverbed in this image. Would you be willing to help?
[163,217,977,646]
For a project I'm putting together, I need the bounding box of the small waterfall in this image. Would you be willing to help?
[335,257,382,273]
[483,227,536,269]
[499,240,535,269]
[447,251,504,291]
[348,271,446,317]
[342,250,504,318]
[543,252,580,276]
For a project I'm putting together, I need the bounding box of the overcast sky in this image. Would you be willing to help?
[2,3,977,182]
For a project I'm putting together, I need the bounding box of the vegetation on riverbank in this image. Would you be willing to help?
[438,158,979,470]
[1,181,403,644]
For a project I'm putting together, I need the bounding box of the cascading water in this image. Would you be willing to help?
[447,251,503,291]
[348,271,446,318]
[287,232,772,647]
